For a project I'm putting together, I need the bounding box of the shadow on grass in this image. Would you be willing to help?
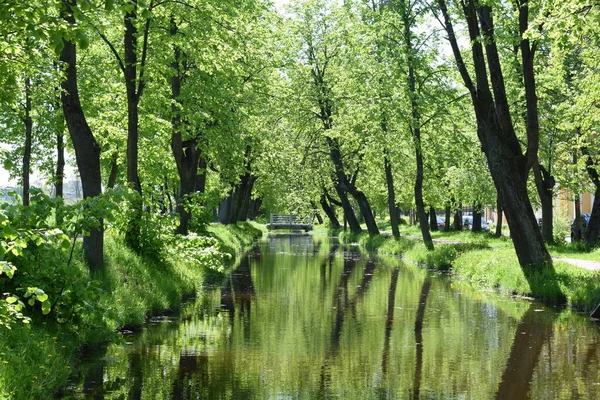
[521,263,567,306]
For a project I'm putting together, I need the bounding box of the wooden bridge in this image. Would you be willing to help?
[267,214,313,231]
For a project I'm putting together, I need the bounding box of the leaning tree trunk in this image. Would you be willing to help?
[320,193,341,229]
[60,0,104,272]
[438,0,550,266]
[325,137,363,233]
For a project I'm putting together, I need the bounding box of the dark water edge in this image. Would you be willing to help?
[64,234,600,399]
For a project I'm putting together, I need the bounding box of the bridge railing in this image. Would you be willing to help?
[268,214,313,230]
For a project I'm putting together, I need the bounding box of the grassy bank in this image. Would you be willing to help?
[0,222,262,400]
[340,230,600,312]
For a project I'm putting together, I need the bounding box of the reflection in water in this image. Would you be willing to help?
[381,267,400,374]
[412,275,432,400]
[220,247,258,332]
[320,253,379,395]
[496,304,554,400]
[66,235,600,399]
[82,360,105,400]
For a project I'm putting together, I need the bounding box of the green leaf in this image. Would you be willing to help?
[6,296,17,304]
[2,158,14,171]
[36,293,48,302]
[27,298,35,306]
[41,301,51,315]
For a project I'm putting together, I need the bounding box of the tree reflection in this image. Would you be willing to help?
[220,247,259,338]
[495,304,554,400]
[412,275,432,400]
[381,267,400,374]
[320,253,378,394]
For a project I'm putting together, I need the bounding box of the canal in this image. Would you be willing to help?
[67,234,600,399]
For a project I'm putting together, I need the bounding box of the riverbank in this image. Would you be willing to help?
[339,230,600,312]
[0,222,263,400]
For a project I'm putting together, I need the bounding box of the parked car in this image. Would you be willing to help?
[463,216,489,231]
[570,213,590,242]
[436,217,445,229]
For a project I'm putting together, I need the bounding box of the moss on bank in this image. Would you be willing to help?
[0,222,262,400]
[341,231,600,313]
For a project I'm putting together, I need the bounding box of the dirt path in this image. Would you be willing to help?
[555,258,600,271]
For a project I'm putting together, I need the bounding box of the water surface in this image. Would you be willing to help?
[68,234,600,399]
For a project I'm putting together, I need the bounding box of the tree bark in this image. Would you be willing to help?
[107,156,118,189]
[384,153,400,237]
[169,17,203,235]
[429,207,438,231]
[320,193,341,229]
[444,204,451,232]
[495,194,503,238]
[325,137,363,233]
[453,206,462,231]
[400,0,433,250]
[55,132,65,198]
[437,0,551,266]
[533,163,554,242]
[60,0,104,272]
[581,152,600,244]
[22,76,32,206]
[472,204,482,232]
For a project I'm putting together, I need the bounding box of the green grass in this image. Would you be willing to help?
[0,323,75,400]
[453,248,600,311]
[0,223,263,400]
[343,224,600,313]
[204,221,265,257]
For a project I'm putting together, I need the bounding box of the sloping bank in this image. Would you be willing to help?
[340,231,600,312]
[0,222,263,400]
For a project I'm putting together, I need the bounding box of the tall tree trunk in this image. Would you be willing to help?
[495,194,503,237]
[60,0,103,272]
[429,207,438,232]
[533,164,554,242]
[453,204,462,230]
[235,173,257,222]
[325,138,362,233]
[107,156,118,189]
[438,0,550,266]
[472,203,482,232]
[401,0,433,250]
[518,1,554,244]
[320,193,341,229]
[444,204,451,232]
[169,17,201,235]
[22,76,32,206]
[581,151,600,244]
[55,132,65,198]
[385,153,400,237]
